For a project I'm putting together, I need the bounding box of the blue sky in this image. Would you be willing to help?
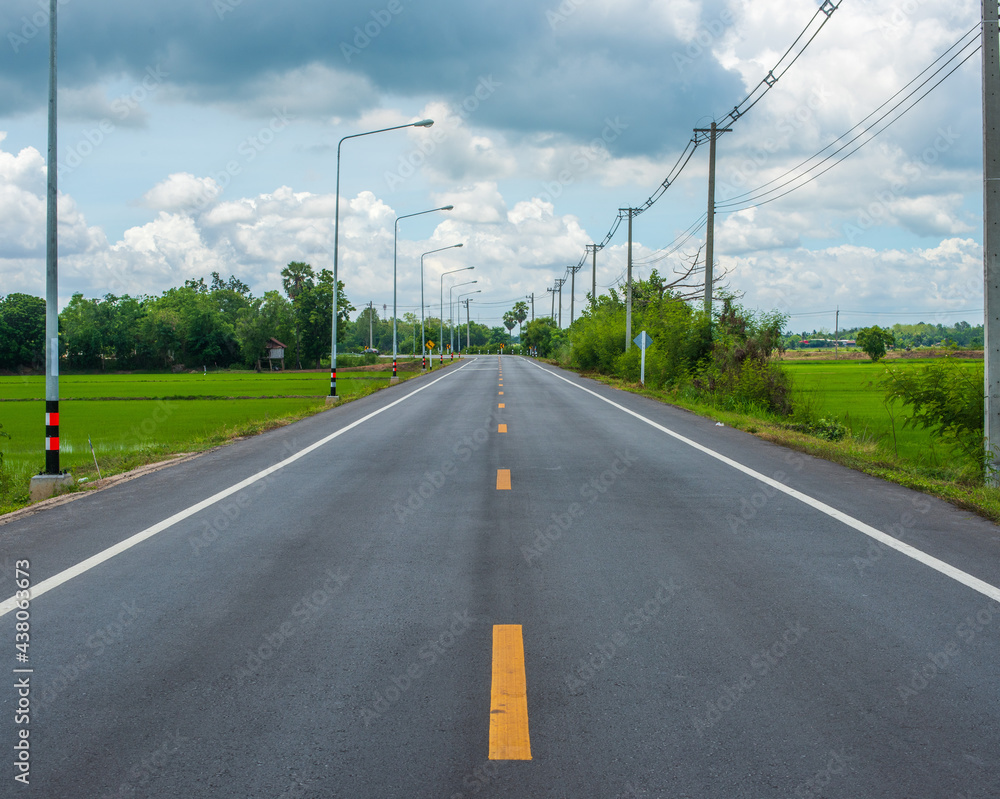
[0,0,986,331]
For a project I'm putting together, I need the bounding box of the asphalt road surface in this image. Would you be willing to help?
[2,355,999,798]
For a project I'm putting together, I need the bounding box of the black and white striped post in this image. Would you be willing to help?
[30,0,72,500]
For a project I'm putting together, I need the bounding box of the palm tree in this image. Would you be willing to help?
[281,261,314,369]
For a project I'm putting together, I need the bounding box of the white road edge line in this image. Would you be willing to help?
[525,358,1000,604]
[0,361,477,617]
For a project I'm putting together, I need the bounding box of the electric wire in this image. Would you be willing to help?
[716,27,981,212]
[578,0,844,273]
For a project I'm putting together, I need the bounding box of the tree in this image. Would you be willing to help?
[522,317,560,357]
[503,311,517,344]
[235,291,293,370]
[856,325,895,362]
[512,301,529,338]
[281,261,315,369]
[0,293,46,370]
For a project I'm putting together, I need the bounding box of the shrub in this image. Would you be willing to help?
[881,361,984,470]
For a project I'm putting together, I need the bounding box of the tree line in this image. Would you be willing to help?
[0,265,519,373]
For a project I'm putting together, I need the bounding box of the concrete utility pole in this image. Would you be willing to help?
[622,208,635,349]
[568,264,582,325]
[694,122,732,315]
[587,244,599,304]
[528,293,534,321]
[834,307,840,360]
[555,278,566,328]
[30,0,72,500]
[984,0,1000,483]
[548,286,557,320]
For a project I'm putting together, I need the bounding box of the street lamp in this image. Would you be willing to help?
[420,243,463,370]
[450,280,477,353]
[329,117,433,401]
[393,204,454,381]
[440,266,475,363]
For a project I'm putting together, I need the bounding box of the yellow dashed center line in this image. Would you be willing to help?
[489,624,532,760]
[496,469,511,490]
[498,403,505,408]
[498,424,507,433]
[499,391,504,395]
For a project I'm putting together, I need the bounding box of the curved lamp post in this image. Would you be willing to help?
[393,204,454,380]
[419,243,463,370]
[329,117,433,401]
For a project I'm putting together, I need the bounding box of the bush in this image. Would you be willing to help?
[881,361,984,470]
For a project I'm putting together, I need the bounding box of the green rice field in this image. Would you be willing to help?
[0,368,425,512]
[781,358,983,467]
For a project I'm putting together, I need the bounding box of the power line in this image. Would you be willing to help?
[581,0,845,261]
[717,25,981,213]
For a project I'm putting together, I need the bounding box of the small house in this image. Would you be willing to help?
[266,337,287,371]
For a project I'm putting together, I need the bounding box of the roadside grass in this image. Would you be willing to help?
[0,362,437,515]
[569,358,1000,524]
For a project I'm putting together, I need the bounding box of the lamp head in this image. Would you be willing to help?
[413,119,434,127]
[442,205,454,211]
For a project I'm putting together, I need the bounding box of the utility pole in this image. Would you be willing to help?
[568,264,582,325]
[31,0,72,499]
[621,208,635,349]
[547,286,556,320]
[464,299,472,348]
[555,278,566,328]
[694,122,732,315]
[834,307,839,360]
[586,244,599,304]
[528,293,534,321]
[984,0,1000,483]
[368,300,374,349]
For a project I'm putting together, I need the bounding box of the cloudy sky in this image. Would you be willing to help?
[0,0,986,331]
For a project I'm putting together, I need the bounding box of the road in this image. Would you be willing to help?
[2,355,1000,798]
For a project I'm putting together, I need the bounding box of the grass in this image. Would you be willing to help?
[781,358,983,468]
[0,361,437,514]
[565,356,1000,523]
